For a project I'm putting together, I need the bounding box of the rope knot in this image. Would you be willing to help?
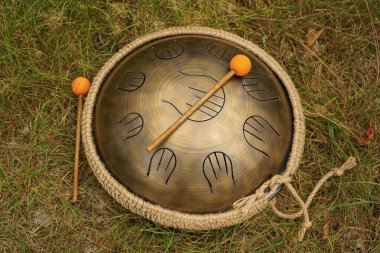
[333,167,344,176]
[297,221,313,242]
[268,175,292,189]
[233,175,292,215]
[302,221,312,229]
[333,156,357,177]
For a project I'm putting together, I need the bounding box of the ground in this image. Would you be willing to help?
[1,0,379,252]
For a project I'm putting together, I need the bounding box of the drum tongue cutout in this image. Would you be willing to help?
[233,156,357,242]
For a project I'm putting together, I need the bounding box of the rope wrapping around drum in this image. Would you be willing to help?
[81,26,356,241]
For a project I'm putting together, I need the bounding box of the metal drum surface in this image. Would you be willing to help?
[93,34,293,214]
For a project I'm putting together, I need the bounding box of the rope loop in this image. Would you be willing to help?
[268,156,356,241]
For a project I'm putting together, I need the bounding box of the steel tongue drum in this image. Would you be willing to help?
[81,27,355,240]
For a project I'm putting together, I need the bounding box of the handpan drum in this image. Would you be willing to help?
[82,27,305,229]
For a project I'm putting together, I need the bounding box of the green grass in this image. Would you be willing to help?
[1,0,379,252]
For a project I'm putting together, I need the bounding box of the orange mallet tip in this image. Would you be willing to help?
[230,54,252,76]
[72,77,91,95]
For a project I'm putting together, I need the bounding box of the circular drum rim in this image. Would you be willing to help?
[82,27,305,230]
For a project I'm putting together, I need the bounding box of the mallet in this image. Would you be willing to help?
[146,54,252,153]
[72,77,91,202]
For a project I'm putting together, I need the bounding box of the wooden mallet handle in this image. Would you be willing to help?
[73,95,83,202]
[146,70,236,152]
[146,54,251,153]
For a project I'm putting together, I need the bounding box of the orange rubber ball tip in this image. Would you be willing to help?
[230,54,252,76]
[71,77,91,95]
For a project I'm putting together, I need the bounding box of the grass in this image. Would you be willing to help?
[1,0,379,252]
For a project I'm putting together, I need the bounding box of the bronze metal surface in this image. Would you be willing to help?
[94,35,293,214]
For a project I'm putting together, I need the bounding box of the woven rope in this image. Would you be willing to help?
[82,27,306,230]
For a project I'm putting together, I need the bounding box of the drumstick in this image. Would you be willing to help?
[71,77,91,202]
[147,54,251,153]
